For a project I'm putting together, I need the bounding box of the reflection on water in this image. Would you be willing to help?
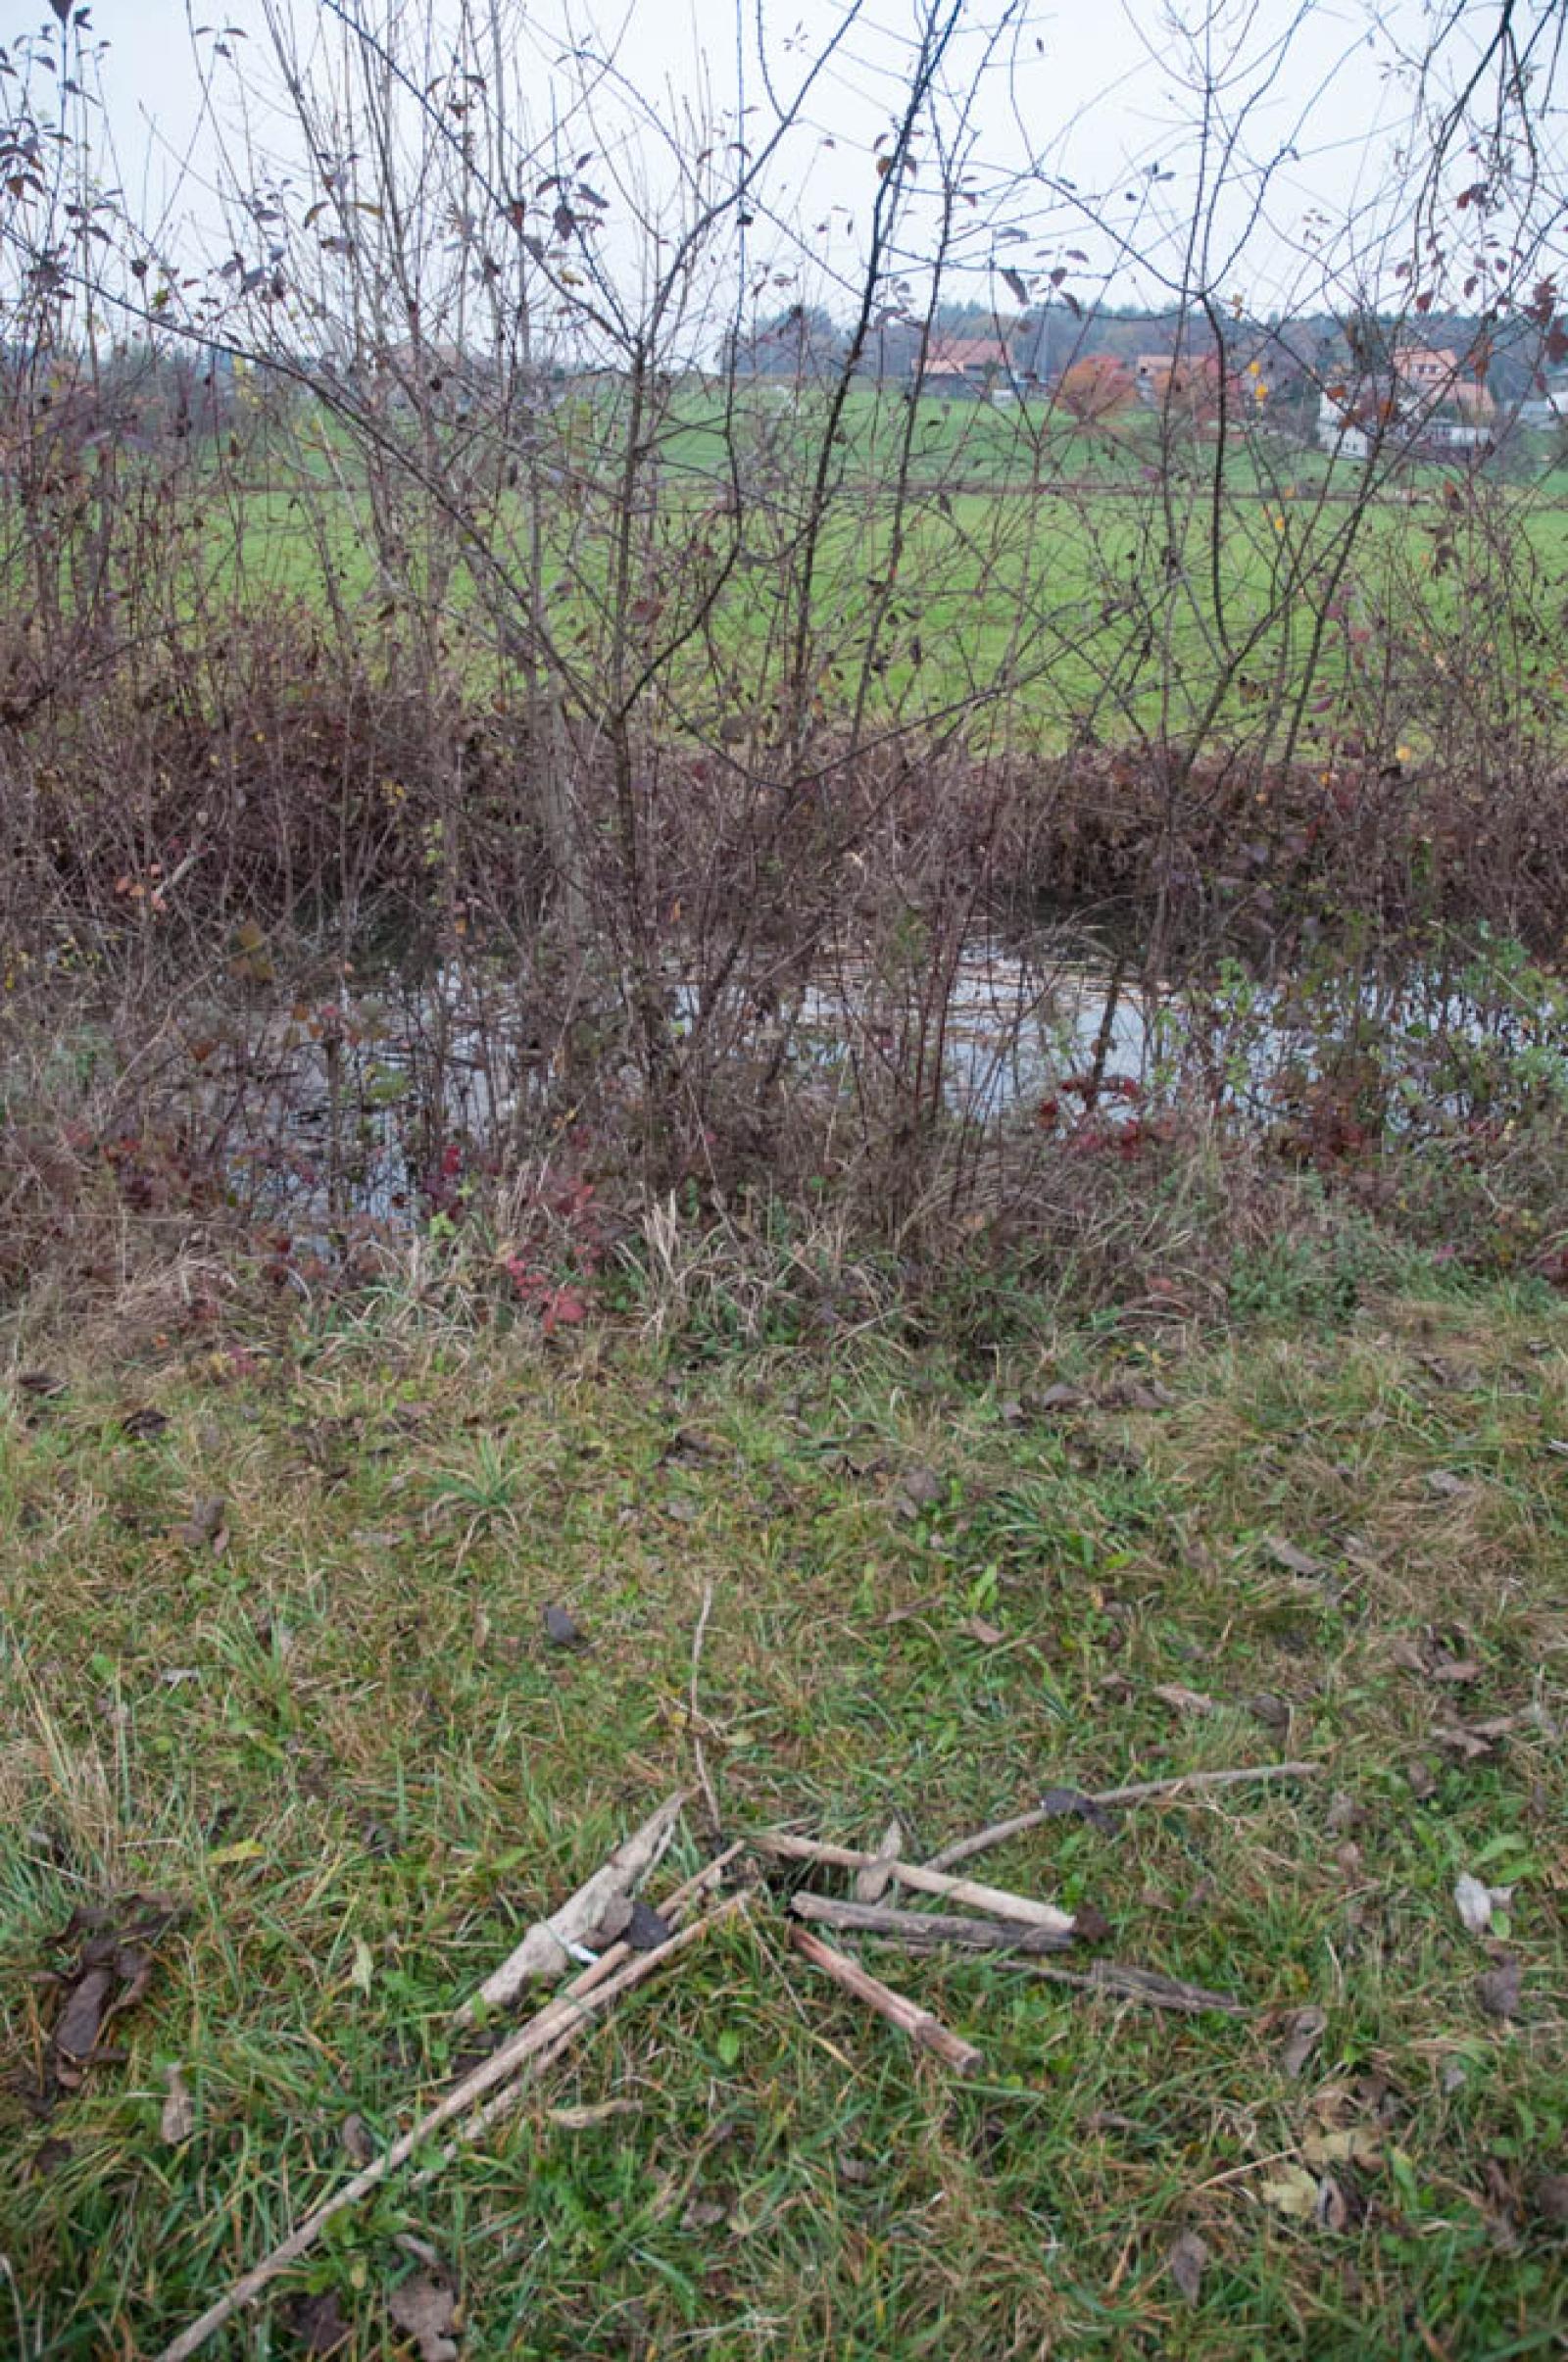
[173,930,1564,1231]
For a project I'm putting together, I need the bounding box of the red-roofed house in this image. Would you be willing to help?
[924,335,1013,395]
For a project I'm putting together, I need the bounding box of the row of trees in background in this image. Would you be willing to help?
[2,0,1568,1202]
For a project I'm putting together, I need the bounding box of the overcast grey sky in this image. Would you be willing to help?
[14,0,1554,327]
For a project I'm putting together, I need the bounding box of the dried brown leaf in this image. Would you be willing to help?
[286,2290,352,2355]
[960,1616,1004,1647]
[546,2098,642,2130]
[175,1496,228,1551]
[160,2062,195,2144]
[1259,2163,1320,2219]
[1166,2229,1208,2301]
[1039,1786,1118,1831]
[54,1965,116,2061]
[624,1896,676,1951]
[854,1820,903,1904]
[1262,1534,1328,1579]
[1280,2005,1327,2079]
[387,2270,461,2361]
[1152,1683,1215,1715]
[1476,1956,1523,2021]
[541,1603,588,1650]
[1530,2172,1568,2226]
[895,1465,945,1514]
[1302,2124,1380,2169]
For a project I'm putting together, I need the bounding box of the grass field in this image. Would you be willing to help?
[3,1253,1565,2356]
[128,384,1568,766]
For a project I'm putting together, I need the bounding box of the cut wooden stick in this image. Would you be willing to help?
[456,1790,687,2020]
[789,1924,983,2073]
[155,1891,741,2362]
[790,1892,1074,1953]
[752,1831,1075,1935]
[923,1762,1322,1874]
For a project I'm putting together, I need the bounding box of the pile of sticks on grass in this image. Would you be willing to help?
[155,1760,1317,2362]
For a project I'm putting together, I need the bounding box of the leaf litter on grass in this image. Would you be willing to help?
[3,1276,1566,2357]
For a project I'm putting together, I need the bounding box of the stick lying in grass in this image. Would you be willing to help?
[789,1925,983,2074]
[457,1790,687,2021]
[689,1581,723,1840]
[753,1831,1075,1935]
[924,1761,1322,1874]
[790,1892,1075,1953]
[416,1846,744,2173]
[878,1938,1247,2016]
[854,1817,903,1903]
[155,1889,744,2362]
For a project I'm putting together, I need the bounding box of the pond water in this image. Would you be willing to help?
[176,929,1566,1233]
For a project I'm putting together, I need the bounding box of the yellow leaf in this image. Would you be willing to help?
[1259,2165,1320,2219]
[1303,2125,1381,2169]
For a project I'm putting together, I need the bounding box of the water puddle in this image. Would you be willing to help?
[164,931,1565,1234]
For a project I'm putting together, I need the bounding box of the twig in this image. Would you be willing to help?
[154,1895,742,2362]
[788,1925,983,2073]
[790,1892,1074,1953]
[689,1582,722,1840]
[416,1848,744,2169]
[882,1943,1247,2016]
[416,1895,749,2171]
[456,1790,687,2021]
[924,1762,1322,1874]
[854,1818,903,1903]
[752,1831,1075,1935]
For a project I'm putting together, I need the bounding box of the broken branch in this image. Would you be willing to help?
[456,1790,687,2020]
[689,1582,722,1840]
[854,1817,903,1904]
[752,1830,1075,1935]
[416,1850,744,2167]
[789,1924,983,2073]
[418,1894,749,2170]
[790,1892,1074,1952]
[924,1762,1322,1874]
[877,1941,1246,2016]
[155,1891,741,2362]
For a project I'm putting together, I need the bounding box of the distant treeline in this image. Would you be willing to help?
[734,302,1549,406]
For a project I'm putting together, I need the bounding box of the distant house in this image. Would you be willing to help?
[1134,353,1175,405]
[1519,377,1568,429]
[1390,344,1494,420]
[1317,366,1494,462]
[1134,350,1227,418]
[1056,354,1138,420]
[923,335,1012,397]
